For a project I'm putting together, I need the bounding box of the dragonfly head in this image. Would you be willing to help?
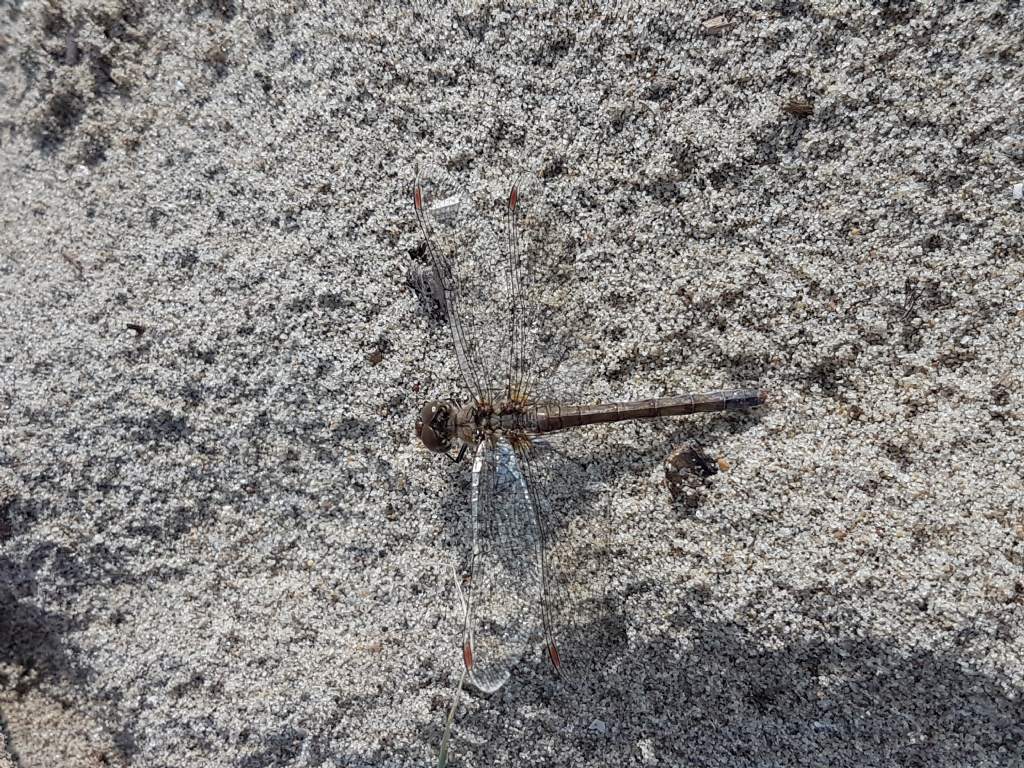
[415,400,453,454]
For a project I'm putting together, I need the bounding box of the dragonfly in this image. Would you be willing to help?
[412,162,766,695]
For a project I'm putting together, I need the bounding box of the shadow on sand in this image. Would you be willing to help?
[399,585,1022,767]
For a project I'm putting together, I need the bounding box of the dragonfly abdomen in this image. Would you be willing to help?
[531,388,766,434]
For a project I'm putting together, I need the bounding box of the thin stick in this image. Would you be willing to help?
[437,664,467,768]
[437,564,469,768]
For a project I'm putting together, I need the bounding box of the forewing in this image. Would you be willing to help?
[463,438,542,693]
[412,162,585,406]
[413,162,511,403]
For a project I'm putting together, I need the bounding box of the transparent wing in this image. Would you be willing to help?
[413,162,507,403]
[412,162,584,406]
[502,172,584,407]
[517,435,626,691]
[463,438,542,693]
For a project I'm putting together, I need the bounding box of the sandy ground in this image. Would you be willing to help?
[2,1,1023,766]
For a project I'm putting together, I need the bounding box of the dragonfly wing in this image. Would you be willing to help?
[516,436,623,690]
[412,163,579,406]
[412,163,506,403]
[503,175,531,401]
[463,438,542,692]
[501,172,576,405]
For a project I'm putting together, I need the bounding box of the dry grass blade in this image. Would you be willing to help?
[436,664,467,768]
[436,564,469,768]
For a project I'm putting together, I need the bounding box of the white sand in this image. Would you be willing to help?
[1,2,1022,766]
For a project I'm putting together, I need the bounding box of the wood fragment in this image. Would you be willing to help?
[703,15,736,35]
[782,98,814,116]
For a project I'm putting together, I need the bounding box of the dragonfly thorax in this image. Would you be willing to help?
[416,398,536,455]
[463,402,535,445]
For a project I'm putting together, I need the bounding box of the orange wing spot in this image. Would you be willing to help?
[414,185,423,210]
[547,642,561,671]
[463,640,474,670]
[508,186,518,211]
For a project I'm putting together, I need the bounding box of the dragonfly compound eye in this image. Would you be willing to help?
[416,401,450,453]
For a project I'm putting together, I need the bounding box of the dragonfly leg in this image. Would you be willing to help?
[446,443,468,464]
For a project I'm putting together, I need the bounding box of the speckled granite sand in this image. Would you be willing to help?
[1,2,1022,766]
